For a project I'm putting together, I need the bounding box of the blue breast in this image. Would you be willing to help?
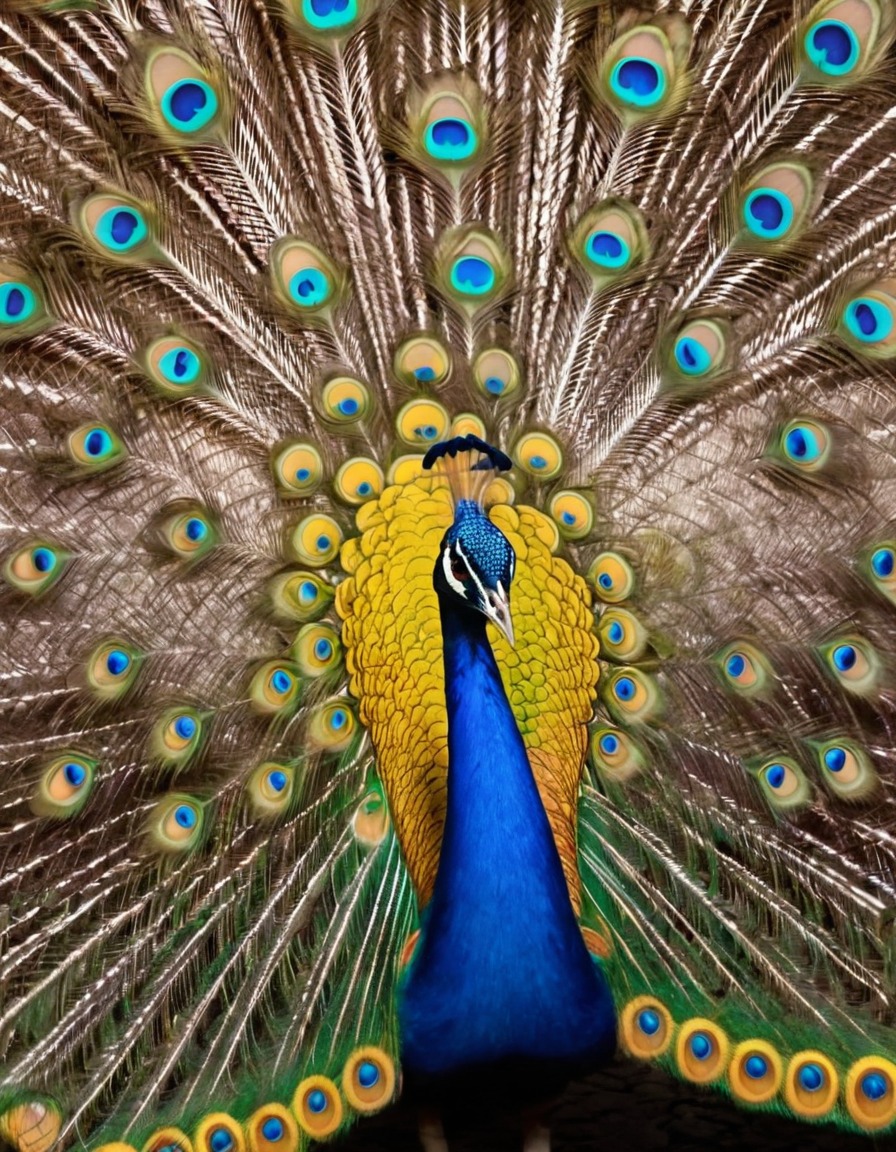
[398,606,616,1079]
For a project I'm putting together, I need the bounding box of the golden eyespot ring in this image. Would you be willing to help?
[78,193,152,259]
[812,738,878,800]
[484,477,515,507]
[845,1055,896,1131]
[395,398,450,447]
[87,639,141,700]
[67,422,126,471]
[755,757,811,811]
[549,491,593,540]
[819,636,879,694]
[143,335,209,396]
[473,348,521,399]
[246,1104,299,1152]
[320,376,371,424]
[248,762,296,816]
[784,1051,839,1119]
[291,514,343,567]
[620,997,674,1059]
[590,726,644,781]
[605,668,660,723]
[272,443,323,495]
[776,418,831,471]
[149,795,204,853]
[1,1105,63,1152]
[269,571,334,621]
[597,608,647,662]
[153,708,204,765]
[141,1129,193,1152]
[729,1039,784,1105]
[394,335,451,387]
[194,1114,245,1152]
[31,753,96,817]
[342,1047,397,1113]
[249,661,301,716]
[271,237,340,314]
[334,458,384,506]
[451,413,486,440]
[718,642,772,696]
[292,623,342,677]
[589,552,635,602]
[513,432,563,480]
[292,1075,343,1139]
[352,789,390,845]
[670,319,728,379]
[676,1019,730,1084]
[166,510,217,558]
[308,700,356,751]
[3,541,69,596]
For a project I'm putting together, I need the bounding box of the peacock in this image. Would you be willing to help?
[3,0,896,1149]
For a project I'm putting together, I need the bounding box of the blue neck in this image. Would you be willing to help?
[398,599,616,1078]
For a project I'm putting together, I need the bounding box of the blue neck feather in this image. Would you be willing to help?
[398,599,616,1080]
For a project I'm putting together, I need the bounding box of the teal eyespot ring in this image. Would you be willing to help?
[743,188,794,239]
[302,0,359,31]
[95,206,149,253]
[674,335,712,375]
[159,346,202,385]
[609,57,666,108]
[289,267,331,308]
[585,230,630,269]
[805,19,860,76]
[844,297,893,344]
[450,256,495,296]
[160,77,219,133]
[0,281,37,325]
[424,117,477,161]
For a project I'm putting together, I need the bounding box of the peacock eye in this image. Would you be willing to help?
[451,555,470,582]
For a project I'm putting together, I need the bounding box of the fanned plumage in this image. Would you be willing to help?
[3,0,896,1148]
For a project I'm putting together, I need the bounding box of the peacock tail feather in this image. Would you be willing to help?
[3,0,896,1146]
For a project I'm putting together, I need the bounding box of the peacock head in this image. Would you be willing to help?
[424,435,516,645]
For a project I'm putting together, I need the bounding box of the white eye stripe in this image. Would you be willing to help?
[443,547,468,597]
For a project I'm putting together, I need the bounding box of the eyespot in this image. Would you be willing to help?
[246,1104,299,1152]
[87,639,142,700]
[152,707,204,766]
[247,762,296,818]
[342,1047,397,1113]
[147,795,205,853]
[352,788,390,846]
[249,661,301,716]
[320,376,371,424]
[394,335,452,387]
[308,699,356,751]
[395,398,451,447]
[590,726,644,781]
[271,237,342,315]
[513,431,563,480]
[549,491,593,540]
[0,264,46,340]
[729,1040,784,1105]
[740,163,814,242]
[437,227,509,310]
[864,541,896,604]
[472,348,521,399]
[31,752,96,817]
[194,1115,245,1152]
[143,335,209,396]
[292,1075,343,1140]
[268,571,334,622]
[451,413,486,441]
[670,319,728,379]
[291,513,343,567]
[147,49,221,136]
[484,476,515,507]
[417,83,483,168]
[589,552,635,603]
[846,1056,896,1130]
[676,1019,730,1084]
[598,608,648,662]
[292,622,342,678]
[775,418,832,471]
[801,0,882,81]
[620,997,674,1059]
[334,457,384,506]
[600,24,684,119]
[271,442,323,496]
[818,635,879,695]
[784,1051,839,1119]
[573,200,649,281]
[605,668,661,723]
[0,1103,61,1152]
[717,642,773,696]
[754,757,811,812]
[811,738,878,800]
[163,508,218,559]
[141,1128,193,1152]
[387,455,427,485]
[78,195,151,259]
[841,283,896,356]
[67,422,126,472]
[3,541,70,596]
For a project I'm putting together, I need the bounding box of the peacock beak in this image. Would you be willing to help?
[484,584,515,647]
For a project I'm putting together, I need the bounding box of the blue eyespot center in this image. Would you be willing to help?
[271,669,293,695]
[163,79,219,133]
[689,1032,712,1060]
[637,1009,660,1036]
[726,653,746,679]
[209,1128,233,1152]
[63,761,87,787]
[586,230,630,270]
[307,1089,329,1113]
[159,346,202,386]
[174,803,197,829]
[261,1117,285,1141]
[413,365,436,382]
[425,117,477,161]
[599,733,619,756]
[833,644,857,672]
[356,481,372,496]
[290,267,330,308]
[745,1055,768,1079]
[765,764,787,790]
[872,547,895,578]
[798,1062,824,1092]
[185,517,207,543]
[451,255,496,297]
[485,375,505,395]
[268,769,288,793]
[337,397,359,415]
[674,335,712,376]
[295,467,311,482]
[861,1072,889,1101]
[785,427,809,459]
[614,676,635,702]
[0,281,36,325]
[529,454,547,470]
[174,714,197,740]
[106,649,130,676]
[314,638,333,661]
[316,534,331,551]
[299,581,318,603]
[111,209,140,246]
[824,746,846,773]
[744,189,793,239]
[598,573,613,590]
[844,297,894,343]
[304,0,357,29]
[611,57,665,107]
[357,1060,380,1088]
[806,20,859,76]
[33,547,55,573]
[607,621,624,644]
[85,429,111,456]
[330,708,347,730]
